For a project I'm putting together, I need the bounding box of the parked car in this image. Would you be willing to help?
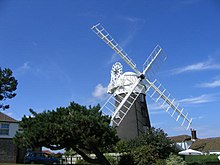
[24,151,59,164]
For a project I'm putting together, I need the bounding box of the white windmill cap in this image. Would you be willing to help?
[108,71,145,95]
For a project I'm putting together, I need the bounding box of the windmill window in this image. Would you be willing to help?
[0,123,9,135]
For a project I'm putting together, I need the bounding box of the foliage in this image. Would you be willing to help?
[115,140,129,153]
[64,148,76,156]
[0,67,17,110]
[115,127,174,165]
[118,154,134,165]
[129,127,174,159]
[185,155,219,164]
[154,159,166,165]
[76,159,93,164]
[105,154,119,165]
[14,102,119,165]
[166,153,186,165]
[132,144,160,165]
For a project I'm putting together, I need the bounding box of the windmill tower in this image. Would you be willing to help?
[107,62,151,139]
[91,23,193,140]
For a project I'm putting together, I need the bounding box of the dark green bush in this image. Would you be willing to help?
[119,154,134,165]
[105,154,119,165]
[185,155,219,164]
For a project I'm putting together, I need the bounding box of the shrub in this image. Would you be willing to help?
[119,154,134,165]
[166,153,186,165]
[132,145,160,165]
[185,155,219,164]
[105,154,119,165]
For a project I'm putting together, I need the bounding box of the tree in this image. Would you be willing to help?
[166,153,186,165]
[0,67,17,110]
[129,127,174,158]
[14,102,119,165]
[115,127,175,165]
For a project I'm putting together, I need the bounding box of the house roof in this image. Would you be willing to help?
[0,112,18,123]
[168,135,191,142]
[190,137,220,152]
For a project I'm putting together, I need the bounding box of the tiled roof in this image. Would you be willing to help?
[0,112,18,123]
[168,135,191,142]
[190,137,220,152]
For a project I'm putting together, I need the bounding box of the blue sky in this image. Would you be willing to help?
[1,0,220,138]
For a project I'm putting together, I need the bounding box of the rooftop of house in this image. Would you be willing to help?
[0,112,18,123]
[168,135,191,142]
[190,137,220,152]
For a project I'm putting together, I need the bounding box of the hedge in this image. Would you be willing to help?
[185,155,219,164]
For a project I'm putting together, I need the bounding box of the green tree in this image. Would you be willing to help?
[115,140,129,153]
[166,153,186,165]
[132,144,160,165]
[0,67,17,110]
[129,127,174,159]
[116,127,174,165]
[14,102,119,165]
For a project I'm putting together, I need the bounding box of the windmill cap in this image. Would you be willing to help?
[108,71,145,95]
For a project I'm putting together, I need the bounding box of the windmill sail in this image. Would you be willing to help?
[100,79,145,126]
[145,78,192,130]
[91,23,141,75]
[143,45,167,80]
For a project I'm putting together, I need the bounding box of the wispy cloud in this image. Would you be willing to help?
[197,79,220,88]
[119,16,145,47]
[171,58,220,75]
[179,94,218,105]
[107,53,120,65]
[15,62,31,75]
[148,102,166,115]
[199,129,220,138]
[15,60,72,86]
[148,93,218,114]
[149,109,165,115]
[122,16,145,23]
[192,115,205,120]
[193,125,220,138]
[107,16,145,64]
[92,84,108,100]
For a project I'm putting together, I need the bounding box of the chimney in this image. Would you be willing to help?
[191,129,197,141]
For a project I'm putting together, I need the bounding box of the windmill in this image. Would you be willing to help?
[91,23,193,140]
